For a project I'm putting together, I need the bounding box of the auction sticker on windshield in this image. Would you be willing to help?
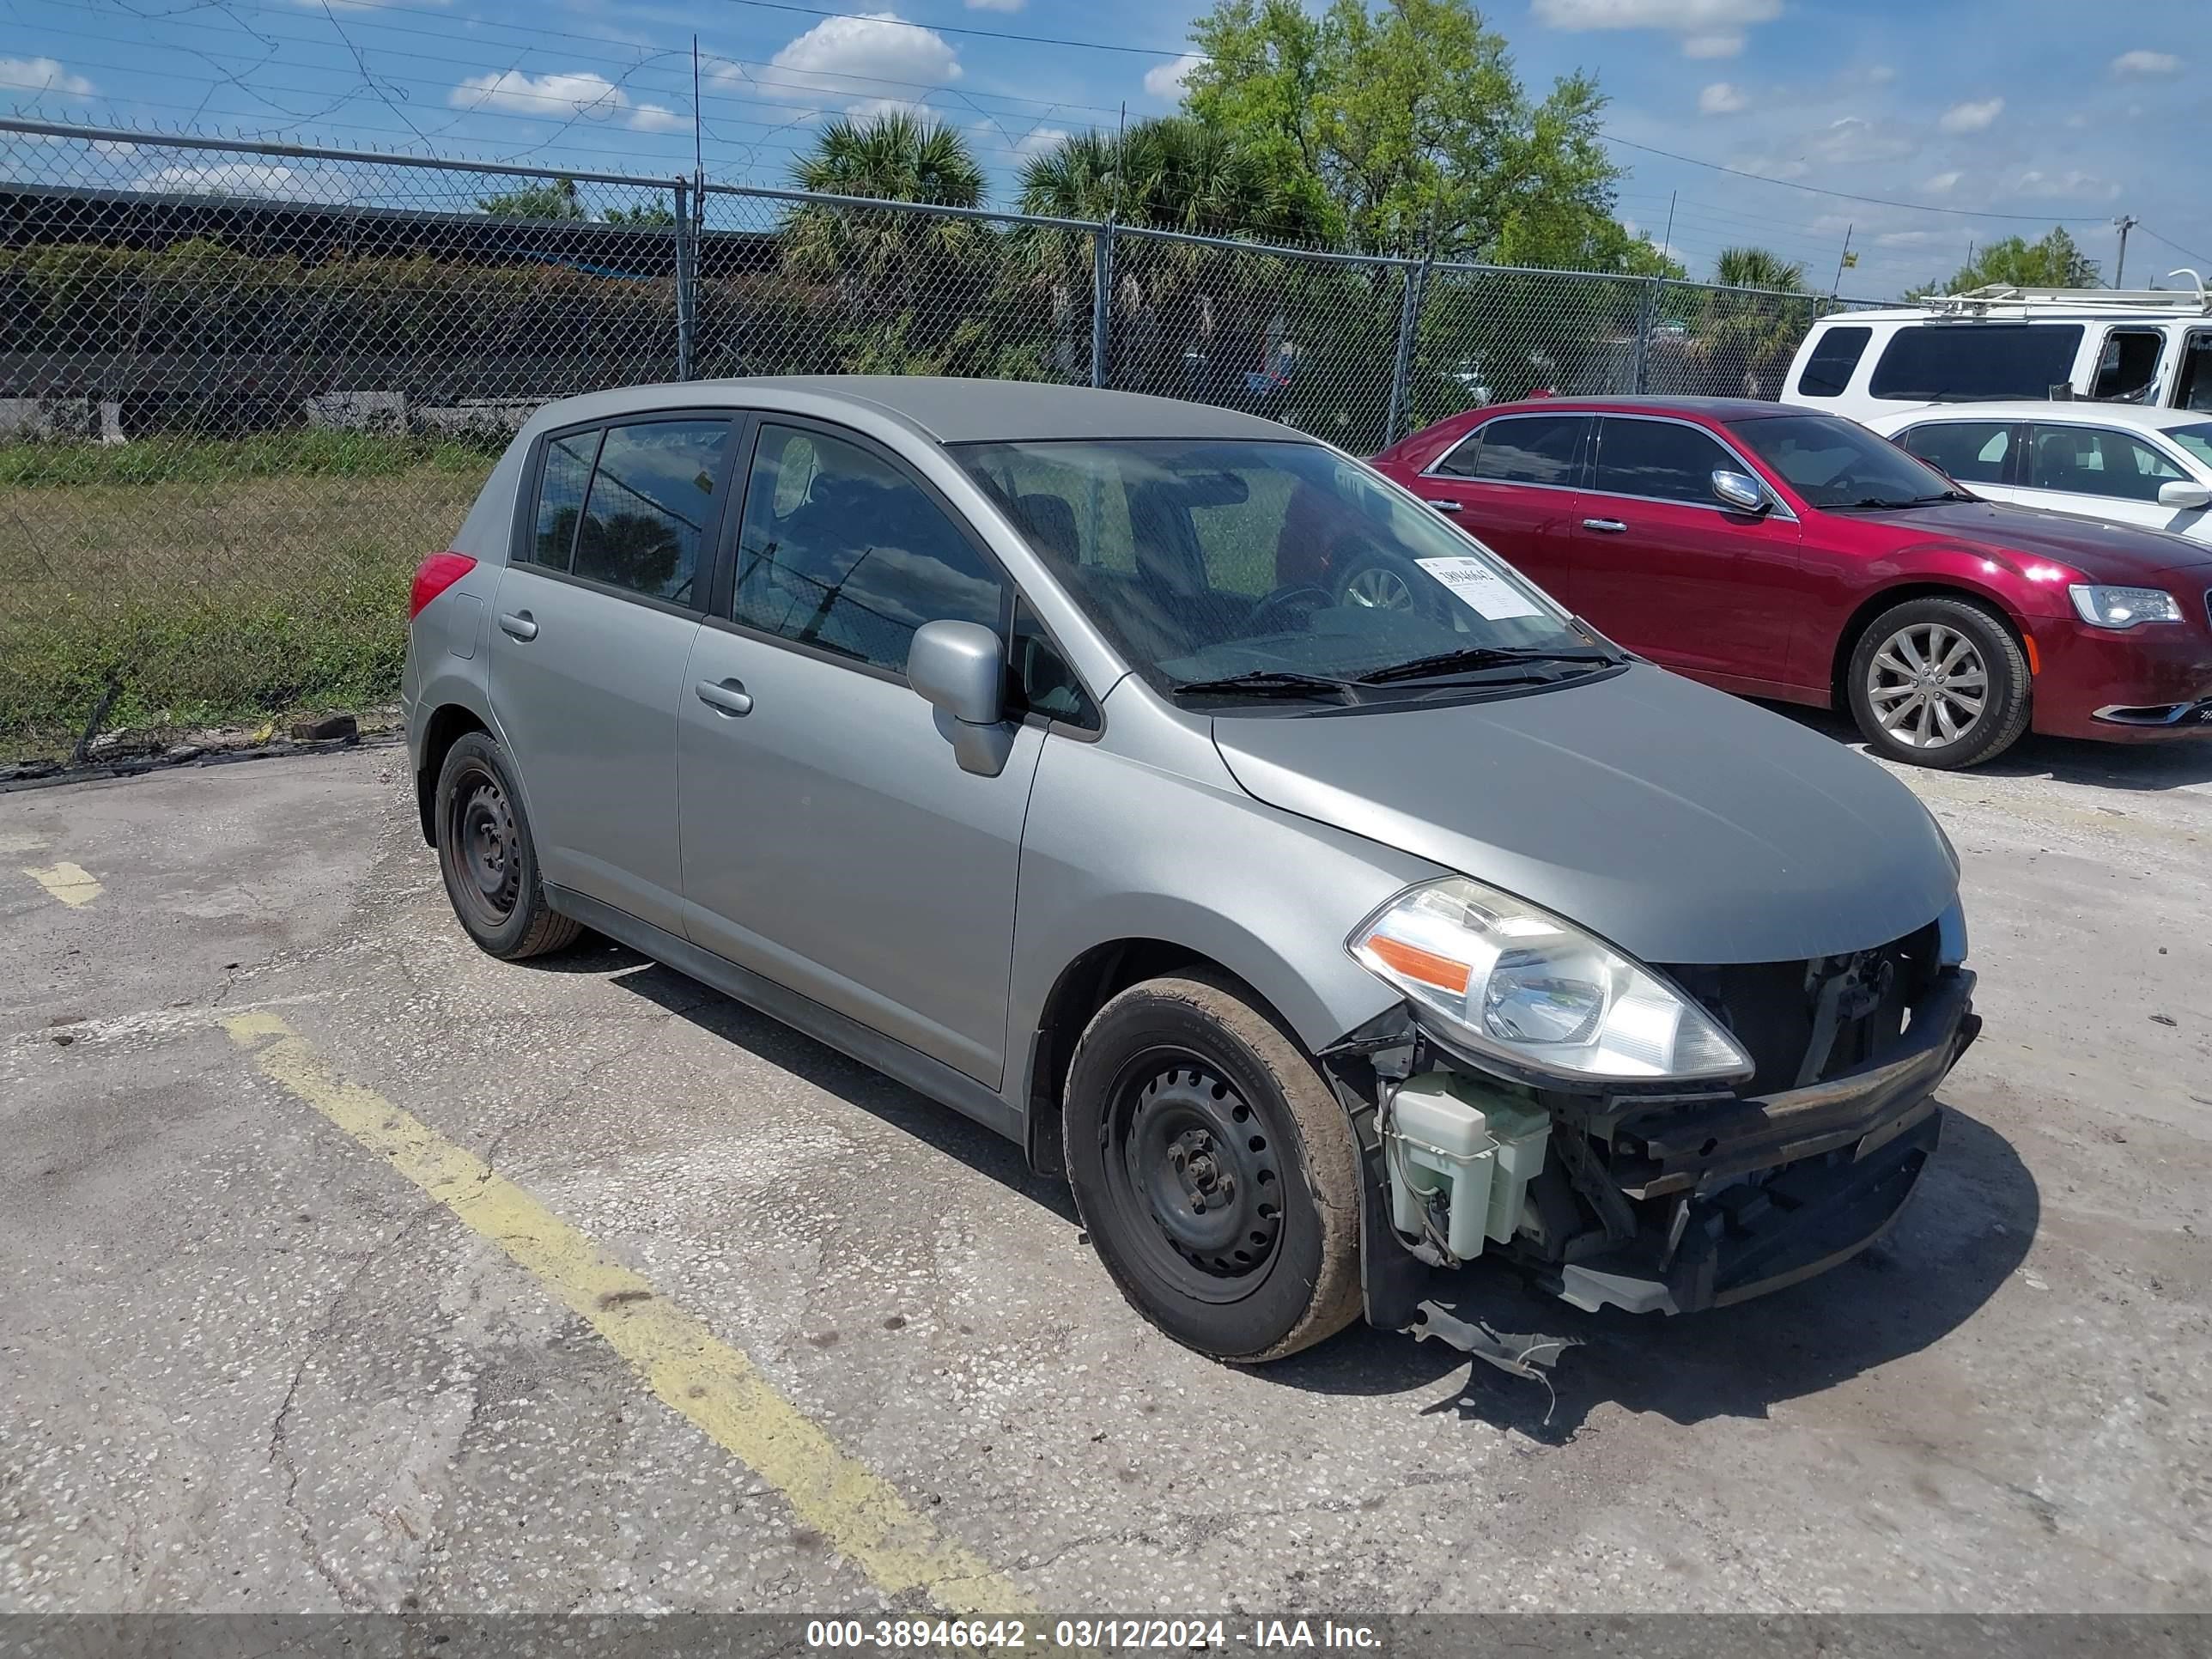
[1415,556,1543,621]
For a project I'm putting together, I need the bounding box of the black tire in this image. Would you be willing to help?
[433,732,581,959]
[1063,972,1363,1363]
[1845,596,2032,770]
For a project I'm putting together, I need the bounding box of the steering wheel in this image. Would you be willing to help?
[1243,584,1335,635]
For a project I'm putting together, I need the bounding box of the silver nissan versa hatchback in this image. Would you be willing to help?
[403,377,1978,1372]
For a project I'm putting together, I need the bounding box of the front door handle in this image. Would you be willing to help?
[696,678,753,717]
[1581,518,1628,533]
[1425,498,1463,514]
[497,611,538,641]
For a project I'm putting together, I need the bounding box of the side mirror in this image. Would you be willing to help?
[2158,478,2212,510]
[908,620,1013,776]
[1711,469,1770,514]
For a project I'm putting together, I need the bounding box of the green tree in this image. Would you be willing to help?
[1915,228,2100,295]
[602,200,677,228]
[1182,0,1626,259]
[1698,246,1814,397]
[477,177,585,220]
[1713,246,1808,293]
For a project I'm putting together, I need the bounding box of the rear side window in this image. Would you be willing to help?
[732,423,1005,675]
[1796,325,1871,398]
[1895,421,2013,486]
[1462,415,1587,485]
[1869,324,2084,402]
[572,420,731,606]
[1594,418,1735,505]
[532,430,600,570]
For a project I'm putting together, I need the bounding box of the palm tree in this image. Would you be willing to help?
[790,109,986,208]
[1702,245,1813,397]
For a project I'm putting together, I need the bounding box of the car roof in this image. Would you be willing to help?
[526,375,1304,446]
[1469,396,1803,422]
[1866,400,2212,432]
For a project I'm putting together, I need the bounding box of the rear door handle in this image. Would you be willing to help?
[497,611,538,641]
[1425,498,1463,514]
[696,678,753,717]
[1581,518,1627,533]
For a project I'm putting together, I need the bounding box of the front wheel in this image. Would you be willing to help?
[1063,973,1363,1363]
[1846,597,2032,770]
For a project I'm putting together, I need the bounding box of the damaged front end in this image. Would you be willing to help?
[1324,906,1979,1379]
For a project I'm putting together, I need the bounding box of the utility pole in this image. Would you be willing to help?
[2112,215,2138,287]
[1830,222,1853,300]
[691,35,704,181]
[1660,191,1676,267]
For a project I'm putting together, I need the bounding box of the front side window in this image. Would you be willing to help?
[1728,413,1961,510]
[2091,330,2163,404]
[2165,422,2212,470]
[1895,420,2013,486]
[1796,325,1871,398]
[532,429,600,570]
[1462,415,1587,486]
[732,424,1005,675]
[1868,323,2084,402]
[1593,418,1737,506]
[572,420,729,605]
[2026,425,2186,502]
[956,438,1605,702]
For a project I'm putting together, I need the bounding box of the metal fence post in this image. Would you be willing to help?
[672,178,697,381]
[1091,220,1115,389]
[1632,276,1657,395]
[1384,255,1428,447]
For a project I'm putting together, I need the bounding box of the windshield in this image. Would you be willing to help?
[1728,413,1964,509]
[2166,422,2212,471]
[952,438,1606,701]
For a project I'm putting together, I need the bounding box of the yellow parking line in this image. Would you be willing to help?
[21,861,102,907]
[223,1012,1033,1618]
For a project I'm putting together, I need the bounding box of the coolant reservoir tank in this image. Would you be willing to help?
[1386,1073,1552,1263]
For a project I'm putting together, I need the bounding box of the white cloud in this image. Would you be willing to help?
[1013,125,1069,159]
[1921,169,1962,194]
[1681,32,1743,58]
[1867,64,1897,84]
[2004,167,2122,202]
[1813,115,1918,164]
[135,161,352,203]
[1937,97,2003,134]
[450,70,631,120]
[0,57,94,97]
[1875,229,1947,248]
[1533,0,1779,28]
[628,103,688,133]
[736,12,961,114]
[1698,82,1747,115]
[965,0,1025,9]
[2110,49,2183,79]
[288,0,448,9]
[1144,52,1203,100]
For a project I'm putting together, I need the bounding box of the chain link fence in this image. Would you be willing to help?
[0,119,1879,766]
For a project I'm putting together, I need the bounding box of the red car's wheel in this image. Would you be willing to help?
[1846,597,2032,769]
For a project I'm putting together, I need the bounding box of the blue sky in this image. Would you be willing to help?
[1,0,2205,299]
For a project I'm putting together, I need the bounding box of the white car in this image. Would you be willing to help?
[1865,400,2212,544]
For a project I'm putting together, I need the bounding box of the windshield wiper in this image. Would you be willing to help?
[1353,645,1620,686]
[1833,491,1970,510]
[1169,670,1360,703]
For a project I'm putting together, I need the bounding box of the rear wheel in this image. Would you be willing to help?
[1064,973,1362,1363]
[1846,597,2032,770]
[434,732,580,959]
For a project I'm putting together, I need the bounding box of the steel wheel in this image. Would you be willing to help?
[1341,563,1416,611]
[1103,1055,1286,1302]
[1864,621,1989,751]
[445,763,521,930]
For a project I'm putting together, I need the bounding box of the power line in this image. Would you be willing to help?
[705,0,1190,59]
[2138,224,2212,269]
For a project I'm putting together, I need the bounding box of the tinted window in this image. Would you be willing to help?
[732,424,1004,674]
[1012,600,1097,728]
[1897,421,2012,486]
[1467,416,1586,485]
[1729,413,1957,510]
[532,430,599,570]
[2091,330,2162,404]
[2176,333,2212,413]
[2166,422,2212,470]
[1796,325,1871,398]
[2027,425,2186,502]
[1594,418,1736,505]
[1869,324,2084,402]
[573,421,727,605]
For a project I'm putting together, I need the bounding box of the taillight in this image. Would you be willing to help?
[409,552,477,621]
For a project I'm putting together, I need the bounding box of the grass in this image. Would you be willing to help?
[0,444,494,761]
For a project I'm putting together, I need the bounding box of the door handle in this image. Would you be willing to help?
[497,611,538,641]
[1581,518,1628,533]
[1425,498,1463,514]
[695,678,753,717]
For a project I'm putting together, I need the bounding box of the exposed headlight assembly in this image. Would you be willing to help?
[2068,584,2181,628]
[1350,877,1753,1085]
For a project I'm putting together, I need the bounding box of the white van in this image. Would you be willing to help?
[1780,278,2212,425]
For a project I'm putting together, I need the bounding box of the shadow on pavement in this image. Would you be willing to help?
[1762,701,2212,791]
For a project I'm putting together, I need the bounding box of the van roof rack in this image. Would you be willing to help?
[1919,270,2211,316]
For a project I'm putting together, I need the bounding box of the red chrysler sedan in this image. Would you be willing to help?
[1354,397,2212,768]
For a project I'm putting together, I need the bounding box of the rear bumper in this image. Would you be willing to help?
[1540,969,1979,1316]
